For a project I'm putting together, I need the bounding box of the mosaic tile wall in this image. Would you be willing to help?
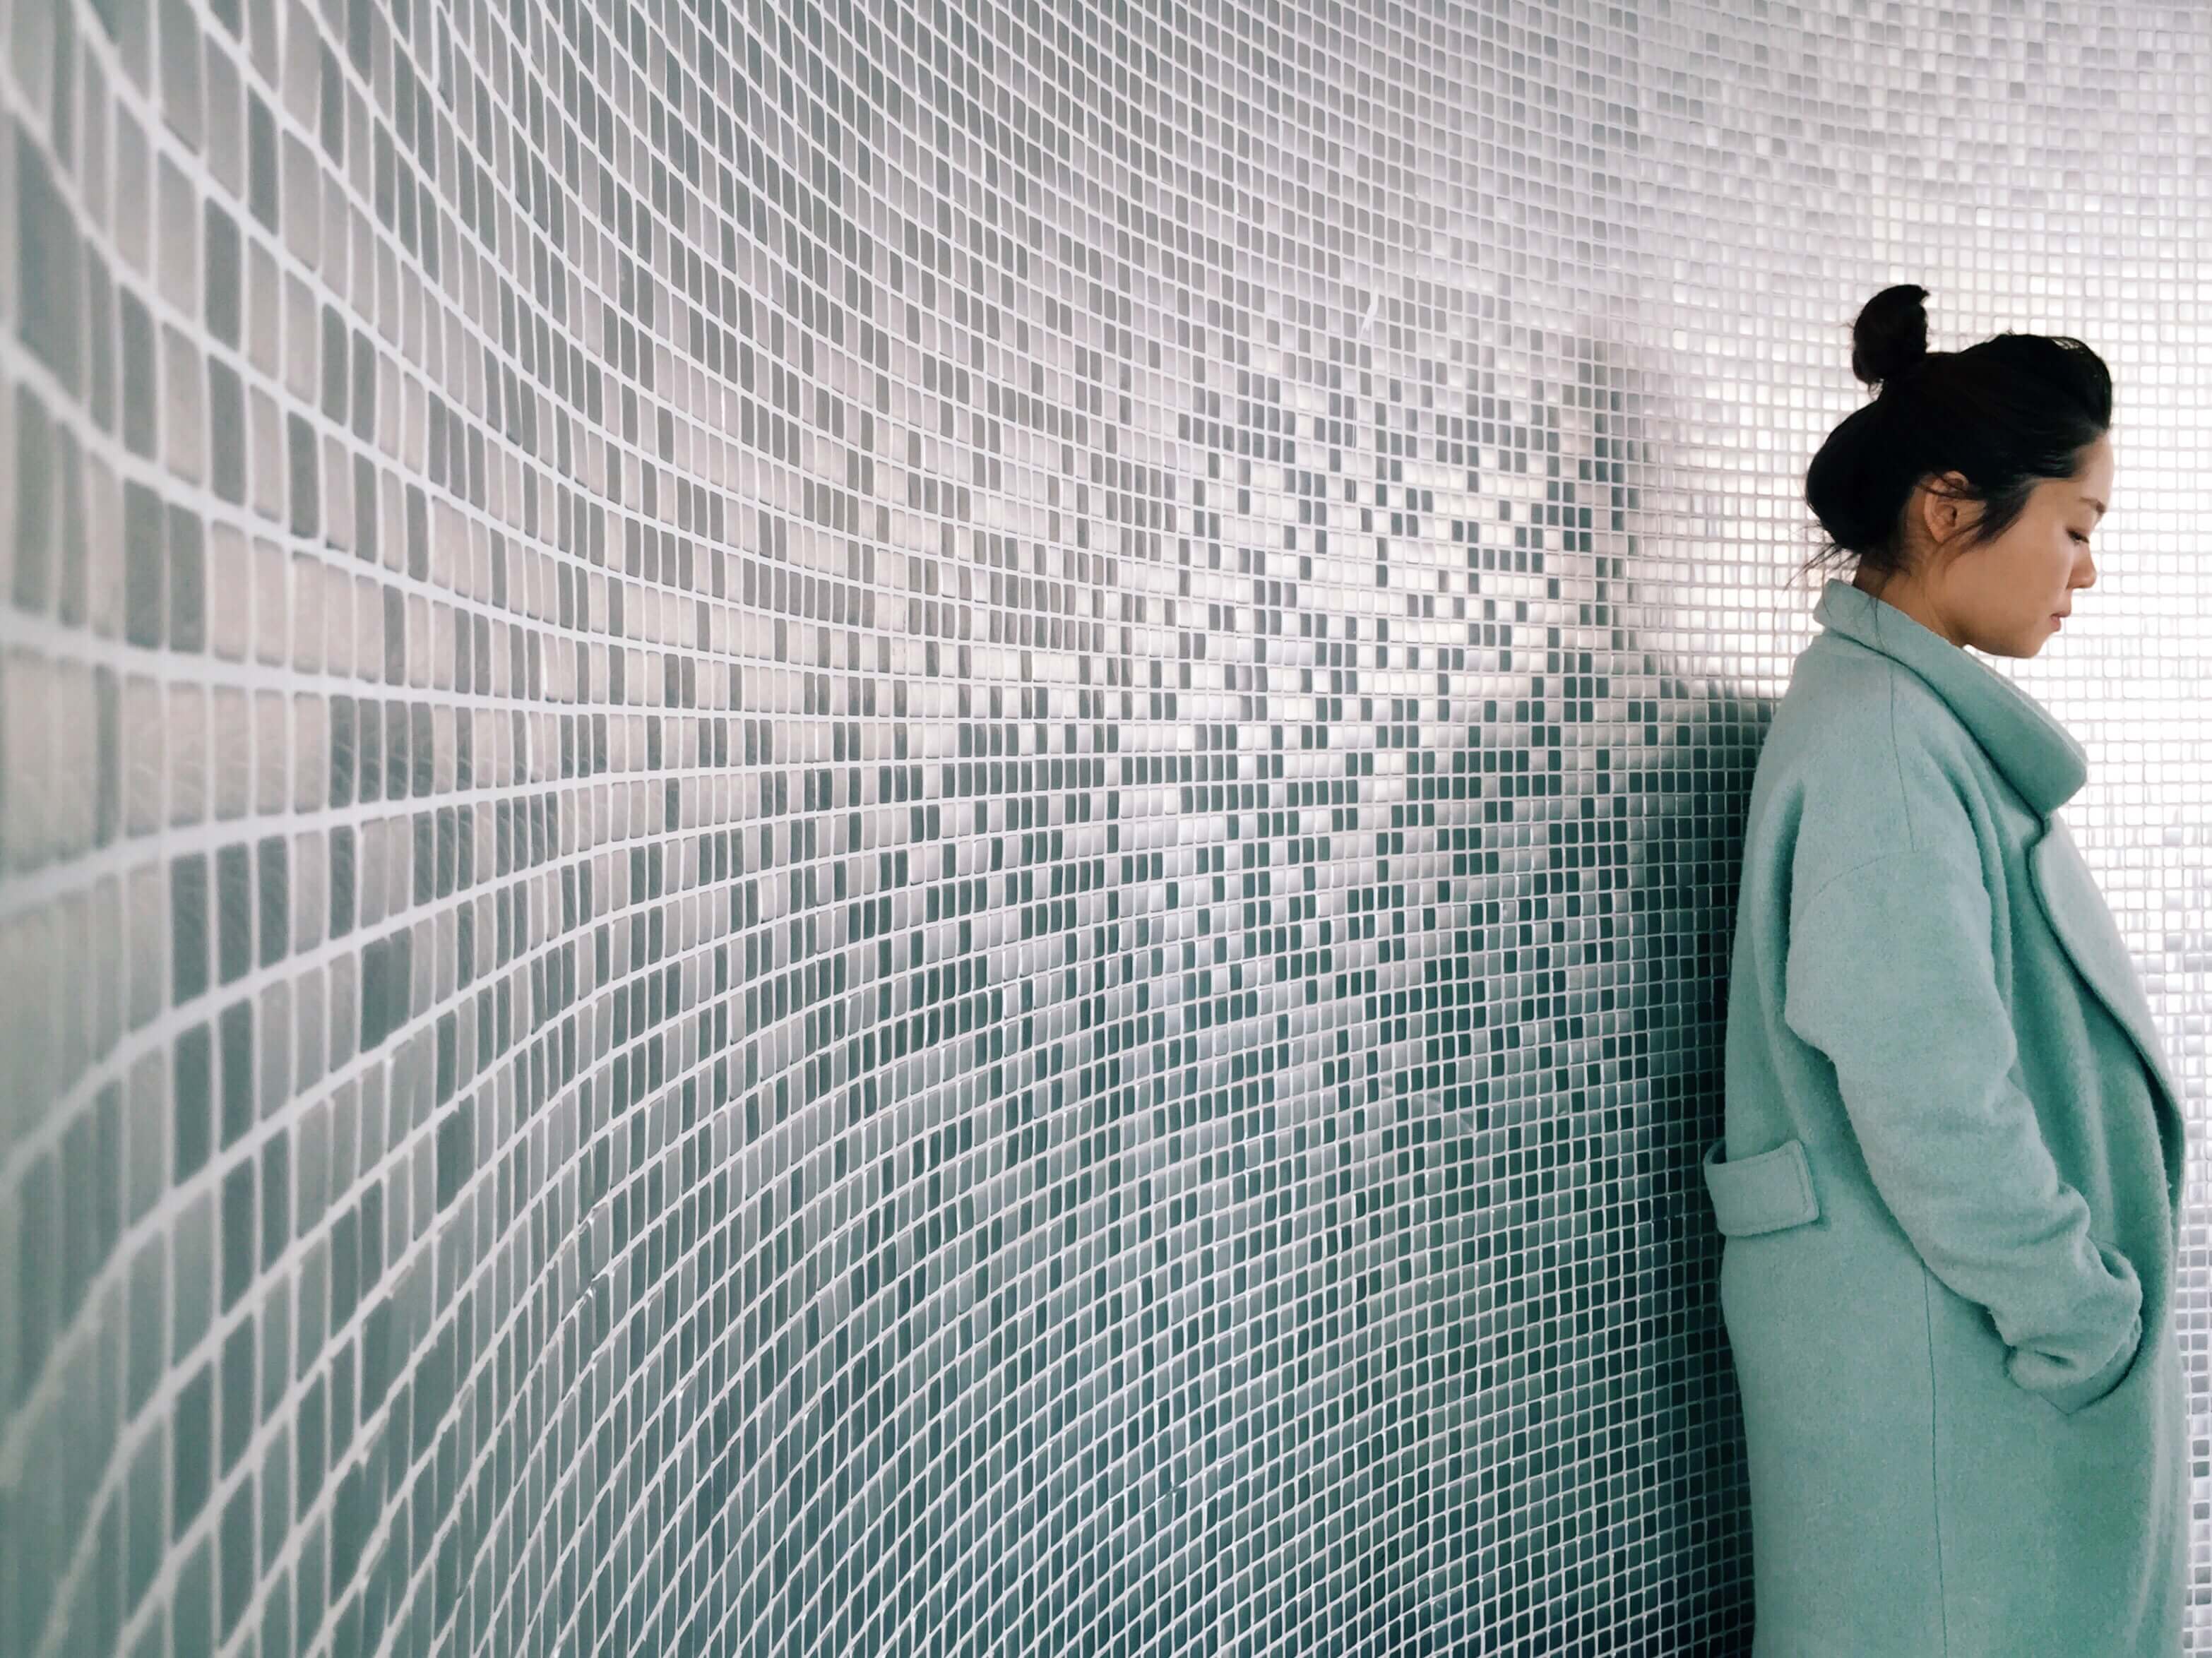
[5,0,2211,1653]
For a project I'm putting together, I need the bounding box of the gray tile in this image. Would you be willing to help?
[14,127,83,393]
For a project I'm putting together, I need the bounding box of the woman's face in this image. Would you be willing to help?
[1914,432,2112,659]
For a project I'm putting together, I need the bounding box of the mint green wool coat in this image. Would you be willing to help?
[1708,578,2189,1656]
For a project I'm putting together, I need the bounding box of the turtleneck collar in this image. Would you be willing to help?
[1812,577,2088,816]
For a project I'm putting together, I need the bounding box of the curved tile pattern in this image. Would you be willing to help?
[2,2,2208,1655]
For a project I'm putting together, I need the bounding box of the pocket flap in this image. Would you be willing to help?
[1702,1135,1821,1236]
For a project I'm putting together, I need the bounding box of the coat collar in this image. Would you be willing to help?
[1813,577,2088,816]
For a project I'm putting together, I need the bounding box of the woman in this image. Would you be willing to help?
[1706,283,2189,1655]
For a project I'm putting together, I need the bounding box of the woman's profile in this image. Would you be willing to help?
[1706,283,2189,1654]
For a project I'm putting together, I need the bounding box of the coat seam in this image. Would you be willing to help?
[1884,664,1921,854]
[1922,1265,1951,1655]
[1790,838,1978,928]
[1791,846,1922,921]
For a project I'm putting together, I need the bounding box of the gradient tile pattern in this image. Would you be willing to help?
[2,1,2208,1654]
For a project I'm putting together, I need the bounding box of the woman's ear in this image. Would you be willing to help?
[1920,470,1975,549]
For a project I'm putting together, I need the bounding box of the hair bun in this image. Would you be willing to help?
[1851,284,1931,390]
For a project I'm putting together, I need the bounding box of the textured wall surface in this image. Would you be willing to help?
[3,1,2208,1654]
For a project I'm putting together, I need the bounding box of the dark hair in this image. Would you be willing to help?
[1798,285,2112,589]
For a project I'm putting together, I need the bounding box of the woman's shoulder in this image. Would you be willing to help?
[1754,634,1996,887]
[1771,632,1974,762]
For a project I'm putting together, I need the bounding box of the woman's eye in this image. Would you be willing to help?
[2071,532,2091,545]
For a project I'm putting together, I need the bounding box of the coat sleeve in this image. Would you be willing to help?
[1781,840,2143,1415]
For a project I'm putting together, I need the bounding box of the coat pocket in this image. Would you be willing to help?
[1702,1135,1821,1236]
[2014,1308,2143,1417]
[2006,1238,2146,1417]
